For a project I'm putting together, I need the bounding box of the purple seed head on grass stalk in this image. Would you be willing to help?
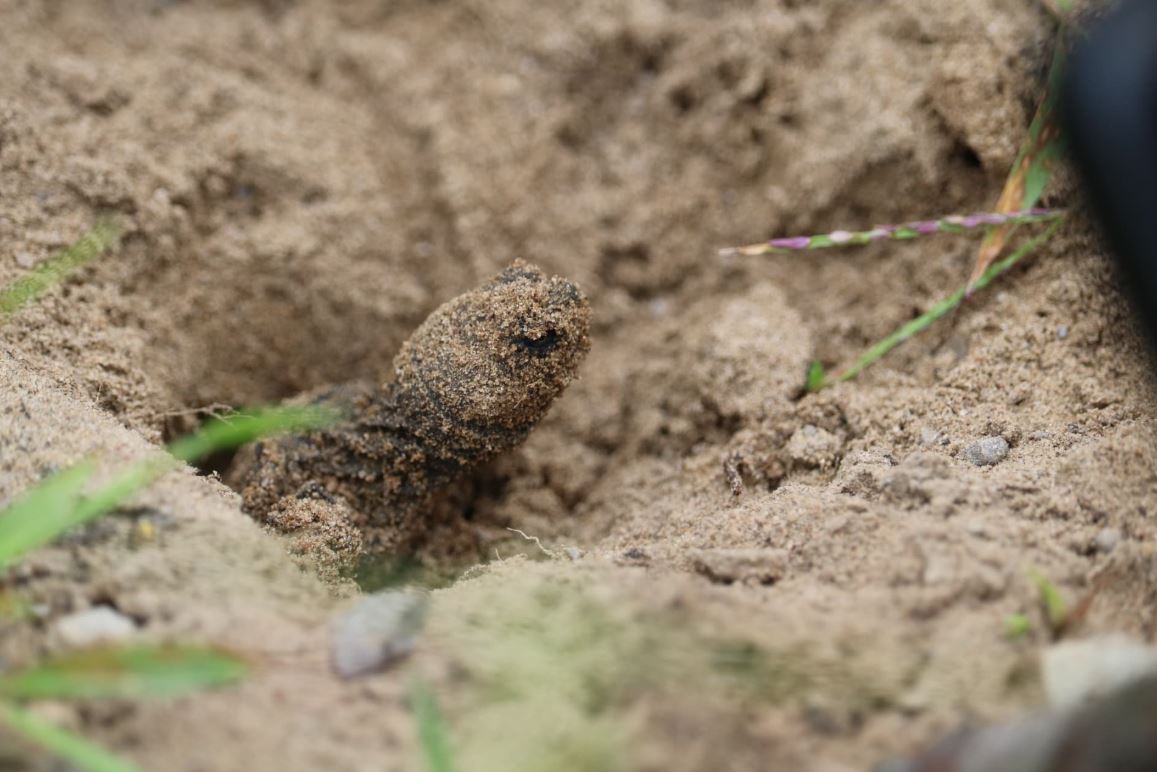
[768,237,812,250]
[719,208,1065,257]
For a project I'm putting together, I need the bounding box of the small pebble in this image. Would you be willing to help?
[51,607,136,649]
[648,298,671,319]
[1007,386,1030,406]
[563,546,584,561]
[1093,527,1122,554]
[14,251,36,268]
[128,519,159,548]
[1057,324,1069,340]
[961,436,1009,467]
[963,519,989,538]
[919,427,946,447]
[331,589,429,679]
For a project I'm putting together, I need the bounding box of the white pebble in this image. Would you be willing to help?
[919,427,946,447]
[51,607,136,649]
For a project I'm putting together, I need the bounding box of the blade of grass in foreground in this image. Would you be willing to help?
[0,645,248,701]
[0,700,142,772]
[0,404,339,571]
[0,463,95,569]
[411,681,457,772]
[809,217,1064,390]
[0,407,328,769]
[0,222,121,317]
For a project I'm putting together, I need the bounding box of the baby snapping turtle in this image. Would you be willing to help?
[233,260,591,554]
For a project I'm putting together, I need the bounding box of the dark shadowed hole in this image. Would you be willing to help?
[514,329,561,356]
[951,139,983,170]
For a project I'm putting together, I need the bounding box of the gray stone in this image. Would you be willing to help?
[961,436,1009,467]
[51,606,136,649]
[1093,528,1122,554]
[919,427,947,447]
[331,589,429,679]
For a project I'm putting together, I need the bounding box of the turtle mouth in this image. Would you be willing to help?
[513,329,562,357]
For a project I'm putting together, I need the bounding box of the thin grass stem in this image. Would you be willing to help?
[827,217,1065,387]
[0,700,142,772]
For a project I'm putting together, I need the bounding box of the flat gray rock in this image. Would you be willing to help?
[330,589,429,679]
[961,436,1009,467]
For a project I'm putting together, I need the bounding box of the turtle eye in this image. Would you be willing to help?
[513,329,561,357]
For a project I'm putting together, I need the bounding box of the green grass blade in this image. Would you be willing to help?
[1004,613,1032,640]
[828,217,1064,387]
[0,223,120,317]
[167,404,340,463]
[804,361,826,394]
[0,459,168,573]
[0,463,96,570]
[0,645,247,701]
[410,681,456,772]
[1041,0,1073,19]
[0,405,340,571]
[0,700,142,772]
[1030,570,1069,633]
[70,459,175,526]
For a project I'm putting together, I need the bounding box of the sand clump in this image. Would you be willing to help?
[2,1,1157,771]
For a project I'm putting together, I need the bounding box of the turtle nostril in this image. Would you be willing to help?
[514,329,561,356]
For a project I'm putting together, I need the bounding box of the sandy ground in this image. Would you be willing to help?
[3,0,1157,770]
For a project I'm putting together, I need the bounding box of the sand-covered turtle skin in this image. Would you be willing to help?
[234,260,591,551]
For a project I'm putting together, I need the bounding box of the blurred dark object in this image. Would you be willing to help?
[873,675,1157,772]
[1063,0,1157,343]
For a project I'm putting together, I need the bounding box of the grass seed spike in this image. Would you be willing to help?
[719,208,1064,257]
